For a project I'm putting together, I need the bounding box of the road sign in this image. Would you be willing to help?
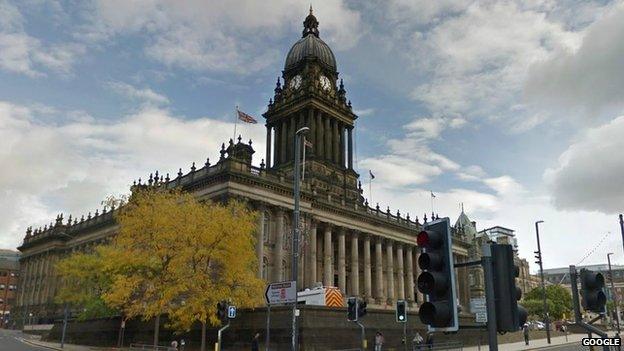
[265,281,297,305]
[476,312,488,323]
[227,306,236,319]
[471,297,487,323]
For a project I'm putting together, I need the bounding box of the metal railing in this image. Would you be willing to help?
[413,342,463,351]
[129,343,178,351]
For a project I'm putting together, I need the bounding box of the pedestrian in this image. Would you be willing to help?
[413,331,424,351]
[180,339,186,351]
[170,340,179,350]
[374,331,384,351]
[522,323,530,345]
[251,332,260,351]
[426,332,434,349]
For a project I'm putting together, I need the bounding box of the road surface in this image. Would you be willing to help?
[0,329,49,351]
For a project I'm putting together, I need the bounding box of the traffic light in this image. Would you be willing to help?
[216,300,228,324]
[491,244,524,332]
[580,268,607,313]
[358,300,367,318]
[347,297,358,321]
[396,300,407,322]
[534,250,542,266]
[417,217,458,331]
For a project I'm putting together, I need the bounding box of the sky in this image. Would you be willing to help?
[1,0,624,272]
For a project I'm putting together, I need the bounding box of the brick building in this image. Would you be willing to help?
[0,249,20,328]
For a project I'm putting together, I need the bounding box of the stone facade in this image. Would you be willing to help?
[15,10,477,324]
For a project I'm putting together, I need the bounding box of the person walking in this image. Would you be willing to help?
[170,340,179,351]
[413,332,424,351]
[374,331,384,351]
[426,332,434,349]
[251,332,260,351]
[522,323,530,345]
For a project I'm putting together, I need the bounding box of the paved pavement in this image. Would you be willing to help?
[463,333,586,351]
[0,329,117,351]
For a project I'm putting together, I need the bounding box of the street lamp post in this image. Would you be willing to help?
[535,220,551,344]
[607,253,621,334]
[291,126,309,351]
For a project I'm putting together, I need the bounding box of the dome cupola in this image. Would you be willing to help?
[284,6,337,72]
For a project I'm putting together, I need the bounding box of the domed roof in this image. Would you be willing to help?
[284,7,337,71]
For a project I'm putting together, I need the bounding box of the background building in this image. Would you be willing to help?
[0,249,20,328]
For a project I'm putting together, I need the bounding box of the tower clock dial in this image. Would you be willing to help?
[289,75,302,90]
[319,75,332,91]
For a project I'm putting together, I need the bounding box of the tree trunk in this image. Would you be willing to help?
[154,315,160,348]
[201,320,207,351]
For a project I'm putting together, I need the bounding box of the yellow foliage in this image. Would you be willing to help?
[105,188,263,330]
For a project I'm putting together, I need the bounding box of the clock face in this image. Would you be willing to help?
[289,75,302,90]
[319,75,332,91]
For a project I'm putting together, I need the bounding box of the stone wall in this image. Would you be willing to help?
[45,306,569,350]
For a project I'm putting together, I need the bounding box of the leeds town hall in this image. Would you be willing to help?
[15,10,533,331]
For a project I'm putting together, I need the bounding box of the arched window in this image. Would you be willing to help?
[283,216,291,250]
[281,260,288,280]
[262,257,269,280]
[263,211,271,243]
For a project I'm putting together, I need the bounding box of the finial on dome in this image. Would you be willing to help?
[302,6,319,38]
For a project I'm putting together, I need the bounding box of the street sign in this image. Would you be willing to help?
[227,306,236,319]
[471,297,487,323]
[265,281,297,305]
[476,312,488,323]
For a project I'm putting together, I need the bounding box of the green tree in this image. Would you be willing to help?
[523,285,572,320]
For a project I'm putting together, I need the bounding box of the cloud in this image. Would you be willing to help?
[107,81,170,107]
[544,115,624,214]
[0,100,265,249]
[0,1,84,77]
[377,1,585,132]
[80,0,362,74]
[525,3,624,116]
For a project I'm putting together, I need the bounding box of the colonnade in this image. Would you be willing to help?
[265,108,354,169]
[255,205,427,305]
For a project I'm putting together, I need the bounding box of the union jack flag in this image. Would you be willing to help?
[237,109,257,124]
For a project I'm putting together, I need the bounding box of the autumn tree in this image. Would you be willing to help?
[104,188,263,350]
[56,249,118,321]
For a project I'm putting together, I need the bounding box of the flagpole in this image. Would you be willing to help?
[369,178,372,205]
[302,136,307,181]
[430,191,434,215]
[233,105,239,141]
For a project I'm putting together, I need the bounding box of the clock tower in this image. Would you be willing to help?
[264,7,362,204]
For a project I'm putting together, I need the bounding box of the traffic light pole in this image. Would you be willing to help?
[535,221,551,344]
[217,321,230,351]
[482,245,498,351]
[355,321,366,350]
[570,265,609,351]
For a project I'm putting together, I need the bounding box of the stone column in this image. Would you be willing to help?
[396,243,405,300]
[350,231,359,296]
[406,246,415,303]
[316,111,324,160]
[324,116,331,162]
[256,207,265,279]
[324,224,333,287]
[288,119,295,162]
[274,208,284,281]
[338,228,346,293]
[339,123,345,167]
[307,108,315,157]
[332,120,339,164]
[375,237,384,303]
[280,120,287,164]
[386,240,395,302]
[347,127,353,169]
[363,235,372,301]
[307,219,317,286]
[266,126,272,168]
